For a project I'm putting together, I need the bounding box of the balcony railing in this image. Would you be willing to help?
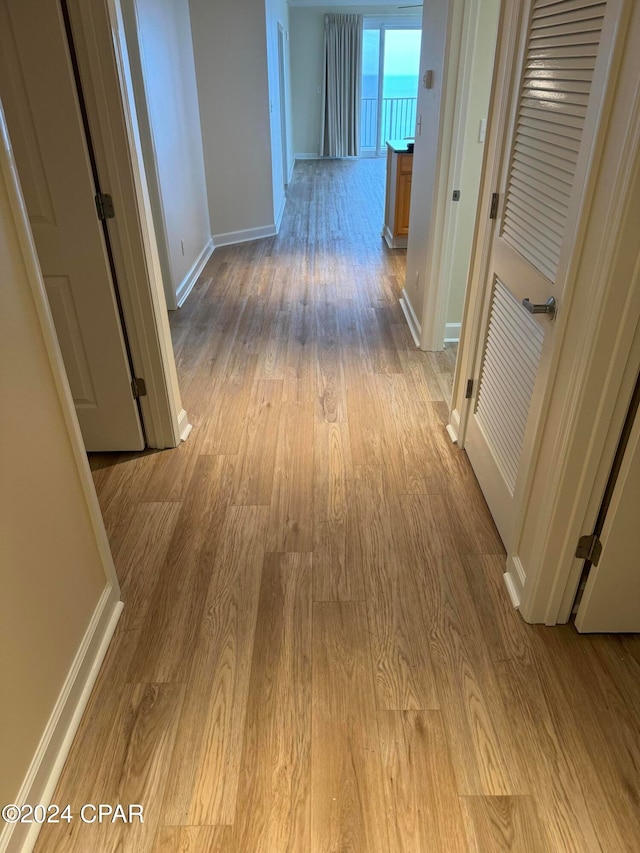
[361,96,418,151]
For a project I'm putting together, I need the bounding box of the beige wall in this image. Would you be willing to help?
[189,0,275,241]
[123,0,211,308]
[0,114,113,812]
[290,5,419,157]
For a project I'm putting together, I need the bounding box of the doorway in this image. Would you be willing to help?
[0,0,145,451]
[402,0,500,360]
[278,23,290,189]
[361,19,422,157]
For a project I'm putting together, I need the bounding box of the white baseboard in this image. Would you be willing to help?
[445,322,461,343]
[275,194,287,233]
[1,587,123,853]
[287,158,296,184]
[212,224,277,248]
[294,153,321,160]
[383,225,408,249]
[177,408,193,443]
[503,572,521,609]
[446,407,461,444]
[175,238,215,308]
[399,289,421,347]
[504,554,527,611]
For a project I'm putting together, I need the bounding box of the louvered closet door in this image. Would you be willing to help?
[464,0,617,551]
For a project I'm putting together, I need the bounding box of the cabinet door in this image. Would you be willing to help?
[396,172,412,235]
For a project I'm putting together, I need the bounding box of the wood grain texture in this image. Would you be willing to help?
[461,796,549,853]
[380,711,467,852]
[527,628,640,852]
[115,501,182,631]
[397,496,521,796]
[316,300,347,424]
[36,627,142,815]
[351,466,439,711]
[39,159,640,853]
[312,602,390,852]
[199,378,253,456]
[228,553,312,852]
[312,420,366,601]
[127,455,234,683]
[151,826,230,853]
[160,505,268,826]
[39,684,185,853]
[494,658,602,851]
[231,379,283,505]
[267,394,315,553]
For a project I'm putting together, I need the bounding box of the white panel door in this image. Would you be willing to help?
[575,391,640,632]
[0,0,144,451]
[465,0,618,551]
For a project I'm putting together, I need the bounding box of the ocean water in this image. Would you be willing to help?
[362,74,419,100]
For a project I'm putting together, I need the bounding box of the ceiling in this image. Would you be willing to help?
[288,0,420,8]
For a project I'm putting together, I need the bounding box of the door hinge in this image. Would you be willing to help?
[95,192,115,221]
[465,378,474,399]
[575,534,602,566]
[131,377,147,399]
[490,192,499,219]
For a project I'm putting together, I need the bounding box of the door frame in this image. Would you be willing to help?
[450,0,640,624]
[65,0,190,449]
[277,22,290,187]
[400,0,467,350]
[361,16,422,158]
[434,0,500,352]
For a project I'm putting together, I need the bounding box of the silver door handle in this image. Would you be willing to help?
[522,297,556,318]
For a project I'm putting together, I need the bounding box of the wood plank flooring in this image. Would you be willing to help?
[37,159,640,852]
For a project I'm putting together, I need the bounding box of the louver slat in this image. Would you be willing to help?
[476,281,545,495]
[501,0,606,281]
[515,132,579,162]
[525,67,594,81]
[507,184,566,226]
[533,0,604,15]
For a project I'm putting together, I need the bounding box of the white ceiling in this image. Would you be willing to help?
[288,0,421,7]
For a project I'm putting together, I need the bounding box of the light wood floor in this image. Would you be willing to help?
[38,158,640,852]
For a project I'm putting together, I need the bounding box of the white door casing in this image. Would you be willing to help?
[278,23,289,188]
[575,378,640,632]
[0,0,144,451]
[464,0,621,556]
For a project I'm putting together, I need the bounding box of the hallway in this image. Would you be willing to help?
[37,159,640,852]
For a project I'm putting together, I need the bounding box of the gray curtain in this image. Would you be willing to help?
[320,14,363,158]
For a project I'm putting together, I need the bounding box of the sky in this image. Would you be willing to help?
[363,29,422,78]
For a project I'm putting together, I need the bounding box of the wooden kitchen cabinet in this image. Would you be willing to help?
[383,140,414,248]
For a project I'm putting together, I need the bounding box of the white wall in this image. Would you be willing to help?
[123,0,212,309]
[0,108,120,848]
[290,5,419,157]
[403,0,453,329]
[189,0,276,244]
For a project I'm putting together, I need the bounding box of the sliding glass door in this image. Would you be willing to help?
[361,19,422,156]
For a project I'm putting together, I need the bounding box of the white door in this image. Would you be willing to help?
[464,0,620,550]
[0,0,144,451]
[277,24,289,188]
[575,386,640,632]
